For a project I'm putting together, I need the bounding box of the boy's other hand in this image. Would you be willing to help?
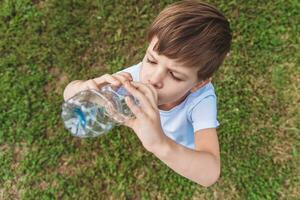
[93,72,133,87]
[81,72,133,91]
[63,72,133,101]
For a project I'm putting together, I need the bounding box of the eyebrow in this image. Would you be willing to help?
[147,50,188,79]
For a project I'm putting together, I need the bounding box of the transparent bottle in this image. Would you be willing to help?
[61,85,138,138]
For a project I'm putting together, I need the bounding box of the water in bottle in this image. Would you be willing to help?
[61,85,138,138]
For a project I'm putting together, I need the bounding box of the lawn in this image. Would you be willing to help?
[0,0,299,199]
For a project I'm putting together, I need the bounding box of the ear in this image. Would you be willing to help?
[190,77,212,93]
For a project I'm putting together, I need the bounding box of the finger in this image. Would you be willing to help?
[122,114,136,128]
[105,107,127,124]
[112,73,132,85]
[123,118,134,128]
[123,81,155,114]
[132,82,157,101]
[125,96,145,119]
[145,83,158,103]
[93,74,121,87]
[129,82,158,108]
[121,108,136,128]
[85,79,100,90]
[116,72,133,81]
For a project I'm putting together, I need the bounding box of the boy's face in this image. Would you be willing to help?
[140,37,204,110]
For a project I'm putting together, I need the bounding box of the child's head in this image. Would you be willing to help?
[140,0,232,108]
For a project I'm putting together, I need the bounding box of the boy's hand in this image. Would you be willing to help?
[123,81,167,153]
[64,72,132,100]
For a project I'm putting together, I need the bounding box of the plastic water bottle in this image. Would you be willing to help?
[61,85,138,138]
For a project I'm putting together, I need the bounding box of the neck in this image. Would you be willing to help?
[158,92,190,111]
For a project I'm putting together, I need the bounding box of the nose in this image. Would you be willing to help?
[148,71,164,89]
[149,79,163,89]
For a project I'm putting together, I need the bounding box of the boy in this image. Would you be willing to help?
[63,0,231,187]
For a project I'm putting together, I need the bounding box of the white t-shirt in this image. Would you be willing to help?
[120,62,219,150]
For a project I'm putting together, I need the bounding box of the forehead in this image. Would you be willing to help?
[147,37,198,75]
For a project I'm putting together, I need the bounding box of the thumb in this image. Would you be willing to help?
[87,79,101,90]
[122,117,135,129]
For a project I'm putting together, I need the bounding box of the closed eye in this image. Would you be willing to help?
[147,57,183,81]
[170,72,182,81]
[146,58,156,64]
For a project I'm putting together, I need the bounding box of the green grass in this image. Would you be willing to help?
[0,0,299,199]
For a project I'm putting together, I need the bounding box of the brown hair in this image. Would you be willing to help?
[147,0,232,81]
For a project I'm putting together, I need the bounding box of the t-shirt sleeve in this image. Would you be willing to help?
[189,94,220,131]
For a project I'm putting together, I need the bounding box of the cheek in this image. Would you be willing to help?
[140,62,152,83]
[174,86,188,96]
[139,65,147,82]
[163,83,189,98]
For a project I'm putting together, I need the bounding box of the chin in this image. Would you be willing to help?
[157,99,172,106]
[157,100,167,107]
[157,100,164,106]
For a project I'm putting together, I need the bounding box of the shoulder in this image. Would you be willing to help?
[186,82,220,130]
[118,62,142,82]
[186,82,217,111]
[119,62,141,74]
[185,82,218,119]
